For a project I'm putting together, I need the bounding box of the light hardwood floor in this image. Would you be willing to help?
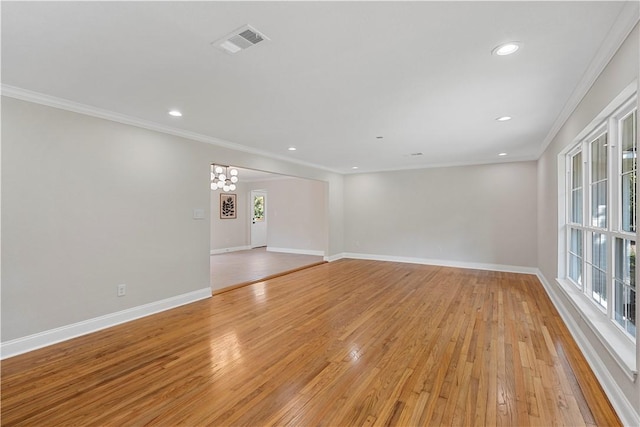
[210,247,325,292]
[1,260,620,426]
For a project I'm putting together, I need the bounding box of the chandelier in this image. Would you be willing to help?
[211,164,239,192]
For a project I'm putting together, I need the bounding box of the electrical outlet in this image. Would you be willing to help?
[117,284,126,297]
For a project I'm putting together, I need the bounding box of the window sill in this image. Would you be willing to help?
[555,278,637,382]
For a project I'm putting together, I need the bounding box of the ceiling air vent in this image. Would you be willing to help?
[213,25,269,54]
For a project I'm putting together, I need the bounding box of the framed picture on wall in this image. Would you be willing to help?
[220,194,237,219]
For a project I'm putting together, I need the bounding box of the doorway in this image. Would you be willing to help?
[210,167,328,293]
[250,190,267,248]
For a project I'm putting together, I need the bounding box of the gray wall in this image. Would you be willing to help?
[537,24,639,422]
[344,162,538,268]
[210,182,250,251]
[1,96,344,341]
[210,177,327,253]
[248,178,327,253]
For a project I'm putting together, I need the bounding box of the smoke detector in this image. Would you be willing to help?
[213,25,269,54]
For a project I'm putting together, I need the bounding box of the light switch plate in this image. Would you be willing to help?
[193,208,205,219]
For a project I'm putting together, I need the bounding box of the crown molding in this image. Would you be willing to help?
[345,154,538,175]
[2,84,532,174]
[537,1,639,158]
[0,84,343,175]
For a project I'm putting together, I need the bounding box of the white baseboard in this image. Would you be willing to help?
[266,247,325,257]
[337,252,538,275]
[210,246,251,255]
[0,287,212,360]
[535,271,640,427]
[325,252,346,262]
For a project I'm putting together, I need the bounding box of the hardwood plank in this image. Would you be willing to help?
[1,260,621,426]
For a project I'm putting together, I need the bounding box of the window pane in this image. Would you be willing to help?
[591,133,607,182]
[570,228,583,255]
[589,233,607,308]
[591,266,607,307]
[569,254,583,286]
[569,228,583,286]
[614,238,636,335]
[571,189,582,224]
[628,288,636,336]
[570,151,583,224]
[620,111,636,233]
[592,233,607,271]
[621,111,636,174]
[591,180,607,228]
[621,173,635,232]
[572,152,582,189]
[615,238,635,288]
[614,286,636,336]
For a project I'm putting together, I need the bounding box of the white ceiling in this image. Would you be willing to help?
[2,1,638,174]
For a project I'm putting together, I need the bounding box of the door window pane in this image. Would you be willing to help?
[253,195,265,222]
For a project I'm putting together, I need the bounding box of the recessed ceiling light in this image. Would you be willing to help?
[498,152,508,157]
[352,166,359,170]
[492,42,521,56]
[496,116,512,122]
[168,110,182,117]
[288,147,297,151]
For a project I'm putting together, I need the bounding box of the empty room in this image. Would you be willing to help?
[1,1,639,426]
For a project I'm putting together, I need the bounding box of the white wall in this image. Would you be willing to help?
[537,24,639,424]
[1,96,344,344]
[344,161,538,269]
[248,177,327,253]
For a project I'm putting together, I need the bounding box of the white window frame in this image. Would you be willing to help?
[557,85,637,380]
